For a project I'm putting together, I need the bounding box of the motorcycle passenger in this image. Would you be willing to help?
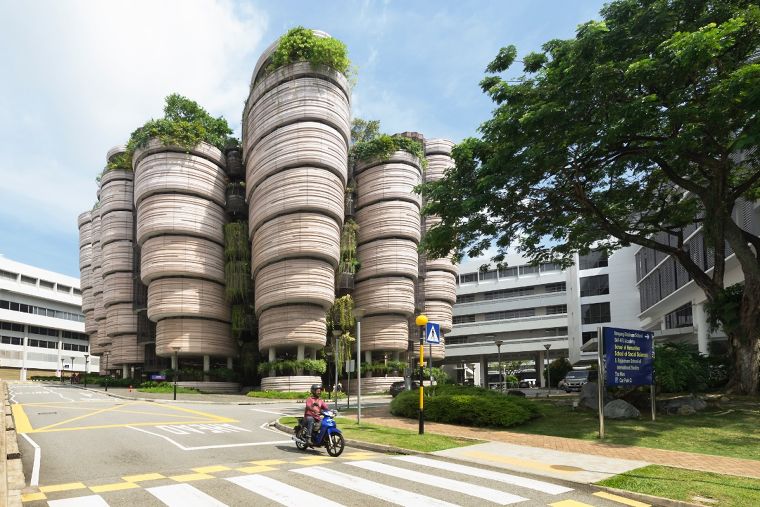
[304,384,329,444]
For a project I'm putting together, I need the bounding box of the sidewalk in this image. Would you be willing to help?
[360,405,760,481]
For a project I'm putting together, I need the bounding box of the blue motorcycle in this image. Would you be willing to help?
[293,409,345,457]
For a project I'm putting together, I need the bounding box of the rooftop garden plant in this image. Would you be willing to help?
[267,26,351,77]
[350,118,427,168]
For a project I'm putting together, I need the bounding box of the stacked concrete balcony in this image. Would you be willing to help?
[78,211,96,344]
[243,31,350,391]
[89,207,109,354]
[134,139,233,362]
[353,150,422,390]
[421,139,459,360]
[99,151,142,366]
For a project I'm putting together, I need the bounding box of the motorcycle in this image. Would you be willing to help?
[292,409,345,457]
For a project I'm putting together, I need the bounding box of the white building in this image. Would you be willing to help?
[0,256,96,380]
[444,247,640,386]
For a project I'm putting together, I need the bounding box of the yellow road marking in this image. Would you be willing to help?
[11,404,33,434]
[462,450,581,474]
[159,403,233,421]
[24,419,236,434]
[593,491,650,506]
[193,465,231,474]
[21,492,46,502]
[39,482,87,493]
[122,473,166,482]
[248,459,287,466]
[90,482,140,493]
[342,452,378,460]
[549,501,594,507]
[170,473,215,482]
[235,465,277,474]
[35,403,129,431]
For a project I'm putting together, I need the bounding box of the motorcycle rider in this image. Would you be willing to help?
[304,384,329,444]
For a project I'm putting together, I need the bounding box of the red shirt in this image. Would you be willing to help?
[304,395,329,421]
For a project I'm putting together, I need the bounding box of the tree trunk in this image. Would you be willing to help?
[734,278,760,395]
[729,333,760,395]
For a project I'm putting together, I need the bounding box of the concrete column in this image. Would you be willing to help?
[171,354,178,370]
[227,357,233,369]
[122,365,129,379]
[21,326,28,381]
[310,348,317,360]
[203,355,210,381]
[268,348,276,362]
[537,351,546,388]
[297,345,305,361]
[693,302,710,355]
[479,355,487,387]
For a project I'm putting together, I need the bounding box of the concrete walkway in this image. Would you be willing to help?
[360,405,760,480]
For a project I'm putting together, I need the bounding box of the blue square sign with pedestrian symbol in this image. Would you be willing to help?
[425,322,441,344]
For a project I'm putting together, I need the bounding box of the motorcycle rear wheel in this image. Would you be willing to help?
[326,432,345,457]
[295,428,308,450]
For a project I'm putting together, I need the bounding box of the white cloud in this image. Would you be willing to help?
[0,0,268,233]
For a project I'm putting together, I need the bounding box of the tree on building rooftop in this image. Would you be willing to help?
[418,0,760,394]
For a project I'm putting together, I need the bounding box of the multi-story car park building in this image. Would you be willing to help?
[0,256,96,380]
[444,247,639,386]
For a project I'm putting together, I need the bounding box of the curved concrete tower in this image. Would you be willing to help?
[243,30,350,391]
[421,139,459,360]
[134,139,234,361]
[99,147,143,368]
[78,211,97,352]
[353,150,422,391]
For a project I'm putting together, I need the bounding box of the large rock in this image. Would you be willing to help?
[604,399,641,419]
[578,382,612,411]
[658,395,708,415]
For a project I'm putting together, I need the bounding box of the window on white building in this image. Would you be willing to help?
[581,302,610,324]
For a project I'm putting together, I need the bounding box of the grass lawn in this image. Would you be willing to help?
[279,416,479,453]
[598,465,760,506]
[510,396,760,461]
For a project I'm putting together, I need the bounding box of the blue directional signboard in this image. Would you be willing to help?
[425,322,441,344]
[603,327,654,386]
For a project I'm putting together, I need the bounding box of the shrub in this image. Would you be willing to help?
[390,384,541,428]
[654,342,709,393]
[352,134,427,168]
[268,26,351,76]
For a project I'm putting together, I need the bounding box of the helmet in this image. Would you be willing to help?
[310,384,322,396]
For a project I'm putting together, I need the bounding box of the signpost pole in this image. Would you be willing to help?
[651,383,656,421]
[597,327,605,440]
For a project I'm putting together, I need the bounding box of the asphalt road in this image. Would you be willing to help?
[10,383,639,507]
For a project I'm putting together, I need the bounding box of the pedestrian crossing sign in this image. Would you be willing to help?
[425,322,441,344]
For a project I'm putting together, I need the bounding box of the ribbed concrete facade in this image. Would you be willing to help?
[243,38,350,390]
[77,29,457,390]
[354,151,421,369]
[133,140,234,359]
[420,139,459,360]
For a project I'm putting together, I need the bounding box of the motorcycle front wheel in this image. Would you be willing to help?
[326,432,345,457]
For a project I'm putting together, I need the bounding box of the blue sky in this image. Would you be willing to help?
[0,0,607,278]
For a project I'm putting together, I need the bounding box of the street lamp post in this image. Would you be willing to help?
[494,340,503,392]
[60,358,65,384]
[172,346,181,401]
[544,343,552,391]
[352,308,365,424]
[332,329,341,410]
[84,354,89,388]
[415,314,428,435]
[70,356,75,384]
[104,351,110,392]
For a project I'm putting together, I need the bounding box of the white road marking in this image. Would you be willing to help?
[347,460,528,505]
[293,466,459,507]
[147,483,228,506]
[228,474,346,507]
[248,408,292,416]
[396,455,573,495]
[156,423,251,435]
[48,494,109,506]
[127,426,290,451]
[20,433,41,486]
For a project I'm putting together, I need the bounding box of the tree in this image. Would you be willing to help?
[419,0,760,394]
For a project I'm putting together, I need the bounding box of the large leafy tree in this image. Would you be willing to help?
[419,0,760,394]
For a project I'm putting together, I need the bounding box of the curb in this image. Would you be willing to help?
[592,485,705,507]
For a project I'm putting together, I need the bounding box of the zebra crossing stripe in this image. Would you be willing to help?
[146,483,228,506]
[347,460,528,505]
[395,455,573,495]
[47,495,109,506]
[293,466,459,507]
[227,474,346,507]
